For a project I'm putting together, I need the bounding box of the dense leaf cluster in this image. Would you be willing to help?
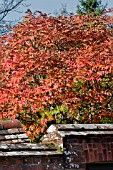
[0,12,113,140]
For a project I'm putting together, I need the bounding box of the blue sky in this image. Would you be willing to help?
[5,0,113,21]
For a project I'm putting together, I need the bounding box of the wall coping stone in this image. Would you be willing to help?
[0,150,62,157]
[46,124,113,138]
[57,124,113,130]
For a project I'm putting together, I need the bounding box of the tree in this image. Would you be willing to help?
[0,0,27,35]
[76,0,107,15]
[54,4,70,17]
[0,11,113,141]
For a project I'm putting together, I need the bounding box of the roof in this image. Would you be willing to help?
[0,119,62,157]
[0,119,30,144]
[1,121,113,157]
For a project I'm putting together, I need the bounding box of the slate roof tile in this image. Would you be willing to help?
[0,119,30,145]
[0,119,62,157]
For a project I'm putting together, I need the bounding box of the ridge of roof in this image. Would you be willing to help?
[0,119,21,130]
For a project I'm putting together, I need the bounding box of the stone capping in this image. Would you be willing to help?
[0,149,62,157]
[0,143,57,151]
[56,124,113,137]
[41,124,113,147]
[57,124,113,130]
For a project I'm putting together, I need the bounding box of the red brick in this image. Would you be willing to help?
[94,149,98,162]
[21,165,46,170]
[0,158,16,165]
[83,143,88,150]
[93,143,97,149]
[111,143,113,148]
[3,165,21,170]
[107,151,112,161]
[73,157,85,163]
[0,160,7,166]
[89,152,94,163]
[98,153,103,161]
[15,158,23,165]
[88,144,92,149]
[112,149,113,160]
[92,138,99,143]
[77,138,84,143]
[27,157,39,164]
[108,144,111,150]
[1,120,21,130]
[84,150,89,162]
[89,148,93,152]
[107,138,113,142]
[103,149,107,161]
[98,144,102,152]
[102,143,106,149]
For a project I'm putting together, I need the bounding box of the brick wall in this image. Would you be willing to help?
[0,155,64,170]
[58,124,113,170]
[63,135,113,170]
[0,120,64,170]
[1,123,113,170]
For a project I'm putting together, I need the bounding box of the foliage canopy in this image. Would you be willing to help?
[0,12,113,140]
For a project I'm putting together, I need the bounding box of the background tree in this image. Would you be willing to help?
[76,0,107,15]
[54,4,70,17]
[0,0,28,35]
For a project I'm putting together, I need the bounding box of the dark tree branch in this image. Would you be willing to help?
[0,0,24,21]
[0,0,29,35]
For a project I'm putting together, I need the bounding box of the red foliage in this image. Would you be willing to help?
[0,12,113,140]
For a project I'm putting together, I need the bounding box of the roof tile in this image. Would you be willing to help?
[0,120,61,157]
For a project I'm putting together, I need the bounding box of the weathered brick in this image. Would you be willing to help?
[20,165,46,170]
[93,143,97,149]
[72,157,85,163]
[3,165,21,170]
[98,153,103,161]
[98,144,102,152]
[94,149,98,161]
[1,120,21,130]
[107,150,112,161]
[103,148,107,161]
[84,150,89,162]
